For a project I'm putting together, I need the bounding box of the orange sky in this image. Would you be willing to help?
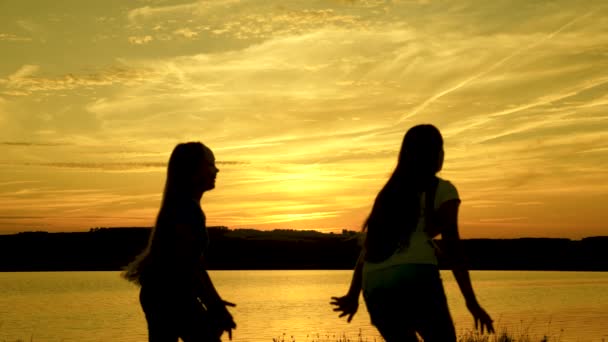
[0,0,607,238]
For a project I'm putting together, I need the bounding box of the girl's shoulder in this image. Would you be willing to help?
[435,177,460,207]
[436,177,457,190]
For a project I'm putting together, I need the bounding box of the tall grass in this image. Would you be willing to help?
[2,325,587,342]
[272,327,565,342]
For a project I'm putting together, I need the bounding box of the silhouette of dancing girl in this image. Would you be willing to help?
[331,124,494,341]
[123,142,236,342]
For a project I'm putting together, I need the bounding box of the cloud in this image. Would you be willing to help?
[0,180,41,187]
[0,187,161,230]
[7,64,40,80]
[173,28,199,39]
[0,97,5,124]
[0,215,42,219]
[128,3,199,22]
[86,26,413,119]
[127,0,239,22]
[211,9,369,40]
[1,65,157,95]
[399,11,602,122]
[479,217,528,223]
[0,188,158,207]
[0,33,32,42]
[1,141,69,147]
[125,2,373,44]
[4,160,248,172]
[128,35,154,45]
[577,147,608,154]
[16,20,38,33]
[334,0,388,8]
[2,0,607,235]
[81,7,608,205]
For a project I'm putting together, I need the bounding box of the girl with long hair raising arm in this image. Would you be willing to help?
[122,142,236,342]
[331,125,493,342]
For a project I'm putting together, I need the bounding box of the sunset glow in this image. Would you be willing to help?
[0,0,606,238]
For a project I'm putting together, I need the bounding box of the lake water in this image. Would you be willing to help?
[0,271,607,342]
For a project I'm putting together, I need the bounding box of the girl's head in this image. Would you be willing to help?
[397,124,444,180]
[121,141,218,284]
[363,124,445,262]
[164,142,219,200]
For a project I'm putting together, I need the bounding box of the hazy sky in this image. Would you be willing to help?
[0,0,606,238]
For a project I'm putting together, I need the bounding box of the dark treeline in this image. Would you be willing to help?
[0,227,607,271]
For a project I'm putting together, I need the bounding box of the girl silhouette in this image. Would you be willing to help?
[331,125,493,341]
[123,142,236,342]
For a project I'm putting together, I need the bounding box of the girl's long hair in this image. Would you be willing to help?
[122,142,209,284]
[363,124,444,263]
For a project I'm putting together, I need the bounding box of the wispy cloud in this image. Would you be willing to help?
[0,187,161,229]
[399,11,597,122]
[0,65,161,99]
[211,9,368,40]
[1,141,69,147]
[128,35,153,45]
[128,3,199,22]
[173,28,199,39]
[127,0,239,23]
[16,20,39,33]
[479,217,528,223]
[7,64,40,80]
[0,180,41,187]
[0,160,248,172]
[0,33,32,42]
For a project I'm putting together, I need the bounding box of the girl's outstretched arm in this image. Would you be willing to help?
[175,223,237,339]
[198,262,237,340]
[330,249,365,322]
[438,200,495,334]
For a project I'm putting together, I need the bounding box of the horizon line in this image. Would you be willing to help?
[1,227,606,241]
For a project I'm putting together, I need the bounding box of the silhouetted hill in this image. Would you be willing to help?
[0,227,606,271]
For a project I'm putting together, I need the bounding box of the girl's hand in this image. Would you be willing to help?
[208,299,237,340]
[466,301,494,334]
[330,294,359,323]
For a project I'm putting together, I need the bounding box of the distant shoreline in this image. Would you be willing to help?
[0,226,599,241]
[1,227,607,272]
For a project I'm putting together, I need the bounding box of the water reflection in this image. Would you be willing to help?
[0,271,607,342]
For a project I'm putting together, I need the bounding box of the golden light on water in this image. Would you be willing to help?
[0,1,607,238]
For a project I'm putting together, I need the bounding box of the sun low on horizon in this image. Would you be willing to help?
[0,0,606,239]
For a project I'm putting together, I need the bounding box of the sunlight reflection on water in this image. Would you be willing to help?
[0,271,607,342]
